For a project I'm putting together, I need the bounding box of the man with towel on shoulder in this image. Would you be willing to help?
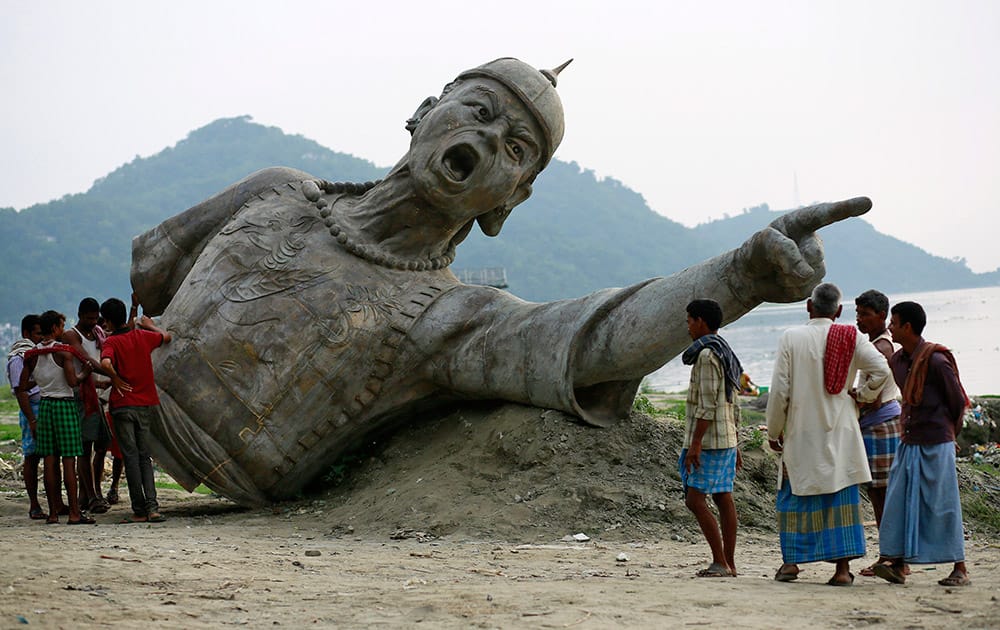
[873,301,971,587]
[679,299,744,578]
[766,283,891,586]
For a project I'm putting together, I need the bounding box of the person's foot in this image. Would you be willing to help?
[872,560,906,584]
[861,558,907,577]
[66,514,96,525]
[120,514,148,524]
[29,507,48,520]
[88,497,111,514]
[695,562,731,578]
[937,570,970,587]
[774,563,800,582]
[827,572,855,586]
[147,512,166,523]
[106,488,119,505]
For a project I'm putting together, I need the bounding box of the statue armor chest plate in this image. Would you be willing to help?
[153,184,456,497]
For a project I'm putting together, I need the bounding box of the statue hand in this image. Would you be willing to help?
[733,197,872,303]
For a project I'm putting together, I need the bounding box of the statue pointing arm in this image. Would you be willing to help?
[571,197,872,386]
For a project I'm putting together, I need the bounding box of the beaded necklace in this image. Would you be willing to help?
[301,179,456,271]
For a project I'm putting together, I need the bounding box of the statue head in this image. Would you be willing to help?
[453,58,569,168]
[405,58,570,236]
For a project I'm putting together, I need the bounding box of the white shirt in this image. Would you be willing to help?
[766,318,890,495]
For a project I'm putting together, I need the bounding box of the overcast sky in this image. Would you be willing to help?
[3,0,998,272]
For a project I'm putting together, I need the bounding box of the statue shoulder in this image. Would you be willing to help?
[236,167,317,195]
[131,166,320,315]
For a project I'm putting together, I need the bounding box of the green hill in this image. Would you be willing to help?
[1,116,996,326]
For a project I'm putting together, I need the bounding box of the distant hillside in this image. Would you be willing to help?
[1,116,996,324]
[0,117,384,323]
[453,160,697,301]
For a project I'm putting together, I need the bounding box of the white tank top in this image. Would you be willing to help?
[33,341,74,398]
[72,325,101,362]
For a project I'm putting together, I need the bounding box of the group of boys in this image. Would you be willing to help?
[679,284,970,587]
[5,296,171,524]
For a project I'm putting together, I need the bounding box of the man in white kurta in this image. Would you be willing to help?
[766,283,890,586]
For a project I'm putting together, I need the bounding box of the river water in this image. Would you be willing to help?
[646,286,1000,396]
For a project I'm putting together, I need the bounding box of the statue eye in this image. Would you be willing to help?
[506,140,524,162]
[477,106,491,121]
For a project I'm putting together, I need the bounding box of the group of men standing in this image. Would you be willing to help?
[5,297,171,524]
[680,284,970,587]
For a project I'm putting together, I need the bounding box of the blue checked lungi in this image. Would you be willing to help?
[861,415,902,489]
[878,442,965,564]
[776,483,866,564]
[18,399,40,457]
[678,447,737,495]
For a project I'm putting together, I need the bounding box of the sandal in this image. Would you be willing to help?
[774,565,799,582]
[937,573,971,587]
[827,572,855,586]
[89,497,111,514]
[147,512,166,523]
[872,561,906,584]
[696,563,731,578]
[29,508,48,520]
[67,514,96,525]
[106,488,119,505]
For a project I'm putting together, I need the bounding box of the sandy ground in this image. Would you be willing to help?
[1,489,999,629]
[2,401,999,628]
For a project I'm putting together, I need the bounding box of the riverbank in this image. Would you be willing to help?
[1,491,998,628]
[1,396,998,627]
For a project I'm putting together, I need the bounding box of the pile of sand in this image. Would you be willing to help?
[307,402,781,542]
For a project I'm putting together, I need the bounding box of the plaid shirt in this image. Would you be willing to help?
[684,349,740,449]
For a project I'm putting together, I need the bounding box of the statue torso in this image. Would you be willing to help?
[154,183,458,497]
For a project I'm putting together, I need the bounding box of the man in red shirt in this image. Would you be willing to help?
[99,297,172,523]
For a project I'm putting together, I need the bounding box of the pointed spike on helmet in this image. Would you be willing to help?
[541,58,573,87]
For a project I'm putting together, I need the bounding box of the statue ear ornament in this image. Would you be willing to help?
[476,203,512,237]
[405,96,439,135]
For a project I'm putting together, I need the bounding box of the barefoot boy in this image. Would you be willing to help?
[7,314,47,519]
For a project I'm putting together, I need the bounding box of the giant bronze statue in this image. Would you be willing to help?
[132,58,871,505]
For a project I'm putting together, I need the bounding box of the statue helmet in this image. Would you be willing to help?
[455,58,571,169]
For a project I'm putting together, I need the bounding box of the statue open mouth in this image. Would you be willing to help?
[441,144,479,182]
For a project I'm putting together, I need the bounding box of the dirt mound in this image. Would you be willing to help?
[309,402,780,542]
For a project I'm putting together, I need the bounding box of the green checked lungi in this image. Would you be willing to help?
[35,397,83,457]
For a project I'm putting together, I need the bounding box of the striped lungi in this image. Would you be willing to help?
[679,447,737,495]
[878,442,965,564]
[35,397,83,457]
[776,483,866,564]
[862,416,902,488]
